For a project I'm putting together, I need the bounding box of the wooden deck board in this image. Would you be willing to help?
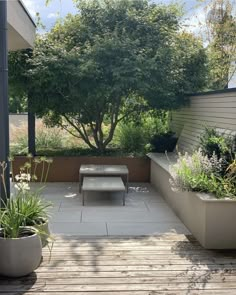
[1,235,236,294]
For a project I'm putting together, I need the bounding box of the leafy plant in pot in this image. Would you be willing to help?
[0,196,42,277]
[150,131,178,153]
[12,188,52,247]
[12,156,53,247]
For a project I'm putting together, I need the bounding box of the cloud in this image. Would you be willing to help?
[47,12,59,19]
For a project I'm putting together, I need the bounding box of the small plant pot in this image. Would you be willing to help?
[34,219,50,247]
[0,230,42,277]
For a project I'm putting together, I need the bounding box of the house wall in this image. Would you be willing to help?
[170,88,236,152]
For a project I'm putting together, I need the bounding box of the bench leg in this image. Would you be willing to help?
[82,191,85,206]
[79,174,82,193]
[126,174,129,193]
[123,191,125,206]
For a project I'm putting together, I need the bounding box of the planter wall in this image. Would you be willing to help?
[149,154,236,249]
[12,156,150,182]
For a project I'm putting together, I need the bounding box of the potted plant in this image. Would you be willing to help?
[13,188,52,247]
[0,196,42,277]
[12,156,53,246]
[150,131,178,153]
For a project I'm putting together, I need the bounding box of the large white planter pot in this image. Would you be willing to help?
[149,154,236,249]
[34,220,50,247]
[0,232,42,277]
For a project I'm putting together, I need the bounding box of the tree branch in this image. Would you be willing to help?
[63,114,96,149]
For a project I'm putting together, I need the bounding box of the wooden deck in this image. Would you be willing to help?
[1,234,236,294]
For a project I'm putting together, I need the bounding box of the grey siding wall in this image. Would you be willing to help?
[170,89,236,152]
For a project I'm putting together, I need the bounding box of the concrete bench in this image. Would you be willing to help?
[79,165,129,193]
[82,176,126,206]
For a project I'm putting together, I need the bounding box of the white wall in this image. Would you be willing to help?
[171,88,236,152]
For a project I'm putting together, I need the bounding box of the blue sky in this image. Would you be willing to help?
[22,0,200,32]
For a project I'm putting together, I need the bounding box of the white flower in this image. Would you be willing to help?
[15,175,20,181]
[14,182,30,192]
[20,173,31,181]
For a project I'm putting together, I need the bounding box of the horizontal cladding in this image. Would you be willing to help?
[171,91,236,152]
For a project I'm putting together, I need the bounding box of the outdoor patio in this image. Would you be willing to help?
[0,183,236,294]
[39,182,189,236]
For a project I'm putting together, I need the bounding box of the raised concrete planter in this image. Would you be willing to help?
[148,153,236,249]
[12,156,150,183]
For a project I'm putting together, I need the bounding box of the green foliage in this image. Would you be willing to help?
[0,156,53,239]
[9,96,27,113]
[36,128,64,150]
[171,126,236,199]
[0,198,32,238]
[170,149,236,199]
[202,0,236,89]
[13,191,51,226]
[116,123,147,154]
[8,49,33,113]
[150,132,178,153]
[114,110,170,154]
[9,0,208,153]
[0,193,51,239]
[199,127,236,173]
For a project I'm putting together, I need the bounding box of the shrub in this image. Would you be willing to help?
[199,127,236,175]
[140,111,169,139]
[116,123,147,154]
[150,131,178,153]
[170,149,235,199]
[114,111,170,154]
[200,127,235,158]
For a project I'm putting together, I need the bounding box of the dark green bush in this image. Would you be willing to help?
[117,123,147,154]
[200,127,234,157]
[200,127,235,156]
[150,131,178,153]
[199,127,236,175]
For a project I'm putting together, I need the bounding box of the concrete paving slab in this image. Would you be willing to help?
[50,211,82,222]
[81,210,181,223]
[107,222,190,235]
[49,222,107,235]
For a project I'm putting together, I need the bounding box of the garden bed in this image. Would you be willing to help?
[148,153,236,249]
[12,156,150,183]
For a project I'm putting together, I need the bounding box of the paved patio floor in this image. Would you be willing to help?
[34,182,190,236]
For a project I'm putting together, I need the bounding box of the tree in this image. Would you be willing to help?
[8,49,36,155]
[8,50,30,113]
[10,0,208,153]
[199,0,236,89]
